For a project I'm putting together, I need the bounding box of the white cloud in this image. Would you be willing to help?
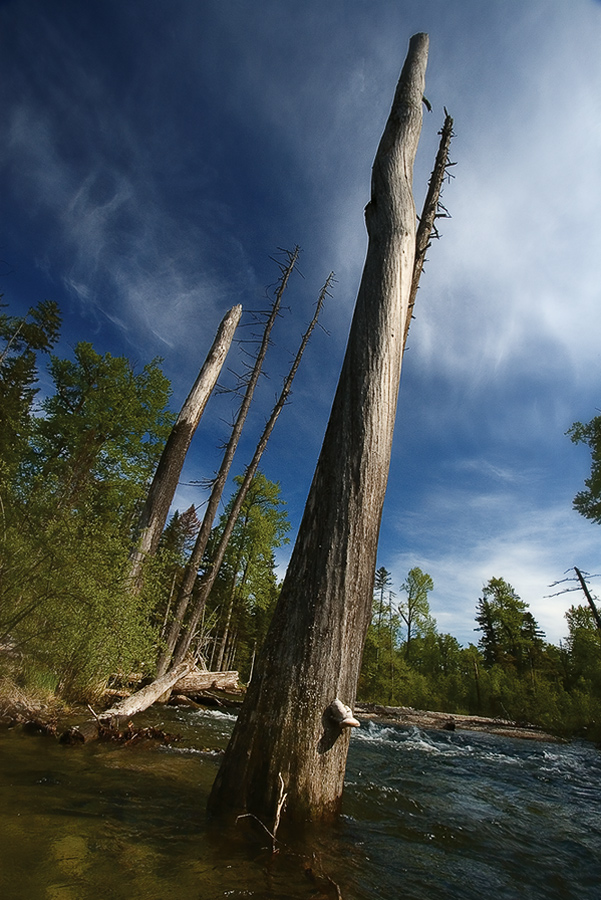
[387,480,600,647]
[411,4,601,388]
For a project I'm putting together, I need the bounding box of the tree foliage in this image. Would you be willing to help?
[358,568,601,740]
[474,577,544,674]
[0,301,174,699]
[399,566,435,656]
[0,298,61,482]
[202,471,290,676]
[27,341,173,517]
[567,414,601,523]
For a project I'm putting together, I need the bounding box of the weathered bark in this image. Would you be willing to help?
[155,251,299,676]
[169,273,333,668]
[173,669,240,694]
[208,34,428,823]
[129,305,242,586]
[61,661,194,743]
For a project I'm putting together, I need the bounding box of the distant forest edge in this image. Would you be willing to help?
[1,297,601,742]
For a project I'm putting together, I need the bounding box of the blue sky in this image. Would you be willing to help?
[2,0,601,646]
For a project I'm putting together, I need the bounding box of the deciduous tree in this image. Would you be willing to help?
[399,567,435,657]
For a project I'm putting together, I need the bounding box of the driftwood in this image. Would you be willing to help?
[356,704,561,742]
[61,661,194,743]
[173,669,240,695]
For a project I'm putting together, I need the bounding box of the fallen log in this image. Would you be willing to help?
[173,669,240,695]
[60,661,194,743]
[355,704,562,742]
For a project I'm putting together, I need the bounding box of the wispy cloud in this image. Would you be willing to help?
[385,478,599,647]
[411,6,601,389]
[3,0,601,654]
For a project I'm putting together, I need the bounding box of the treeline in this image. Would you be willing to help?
[359,568,601,741]
[0,297,290,701]
[1,298,173,698]
[2,297,600,742]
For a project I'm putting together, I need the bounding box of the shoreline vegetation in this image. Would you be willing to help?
[0,676,564,745]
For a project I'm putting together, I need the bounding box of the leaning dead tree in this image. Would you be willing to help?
[209,33,432,823]
[169,273,334,670]
[128,305,242,586]
[404,111,454,348]
[156,250,299,676]
[549,568,601,634]
[574,567,601,633]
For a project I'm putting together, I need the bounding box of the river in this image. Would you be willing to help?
[1,707,600,899]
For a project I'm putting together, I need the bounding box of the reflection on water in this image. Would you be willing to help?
[1,709,600,899]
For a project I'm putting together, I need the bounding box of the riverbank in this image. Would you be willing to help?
[0,676,68,729]
[1,675,563,744]
[356,702,562,742]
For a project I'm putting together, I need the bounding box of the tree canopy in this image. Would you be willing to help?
[0,303,174,698]
[568,414,601,523]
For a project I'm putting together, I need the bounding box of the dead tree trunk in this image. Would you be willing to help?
[404,112,454,348]
[129,305,242,586]
[574,567,601,633]
[208,33,429,824]
[169,273,333,669]
[61,661,194,743]
[156,251,299,676]
[215,568,241,672]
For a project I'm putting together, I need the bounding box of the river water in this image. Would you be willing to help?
[1,707,600,899]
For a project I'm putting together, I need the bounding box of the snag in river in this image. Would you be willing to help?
[129,305,242,587]
[209,33,431,823]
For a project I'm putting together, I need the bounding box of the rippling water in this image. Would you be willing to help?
[1,709,600,899]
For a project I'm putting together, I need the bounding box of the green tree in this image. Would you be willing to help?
[399,567,435,658]
[27,341,173,519]
[146,505,202,640]
[202,471,290,675]
[475,577,543,675]
[568,415,601,522]
[0,298,60,482]
[373,566,392,655]
[564,604,601,690]
[1,335,175,700]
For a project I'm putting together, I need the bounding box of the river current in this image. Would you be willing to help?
[1,707,600,899]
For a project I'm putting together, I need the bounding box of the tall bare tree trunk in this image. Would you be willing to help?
[209,33,429,824]
[169,273,332,669]
[404,112,454,348]
[215,569,241,672]
[156,251,299,676]
[574,567,601,633]
[129,305,242,586]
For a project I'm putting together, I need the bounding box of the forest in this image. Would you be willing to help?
[2,294,600,743]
